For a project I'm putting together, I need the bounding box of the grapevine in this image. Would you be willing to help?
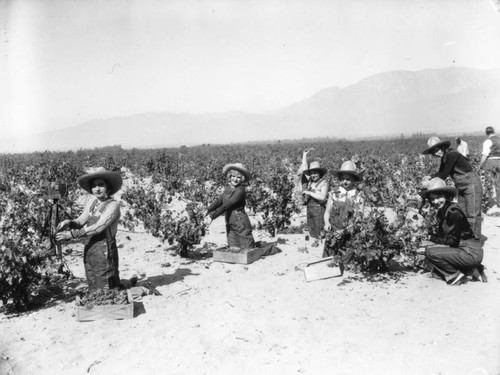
[0,135,494,311]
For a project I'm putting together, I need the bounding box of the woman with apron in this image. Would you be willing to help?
[57,169,122,290]
[298,149,329,247]
[422,136,483,237]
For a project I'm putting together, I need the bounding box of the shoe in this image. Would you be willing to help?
[467,267,481,282]
[429,270,444,280]
[448,272,466,286]
[477,264,488,283]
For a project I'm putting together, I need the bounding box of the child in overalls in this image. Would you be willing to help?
[322,161,364,262]
[57,169,122,290]
[298,149,329,247]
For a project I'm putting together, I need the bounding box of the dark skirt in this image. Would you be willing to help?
[84,237,120,290]
[226,210,255,249]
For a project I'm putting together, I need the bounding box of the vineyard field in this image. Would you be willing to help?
[1,137,500,374]
[1,207,499,374]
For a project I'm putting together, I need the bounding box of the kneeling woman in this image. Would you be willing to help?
[419,178,486,285]
[205,163,255,249]
[56,169,122,290]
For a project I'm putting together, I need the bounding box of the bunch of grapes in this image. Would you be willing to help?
[79,288,128,306]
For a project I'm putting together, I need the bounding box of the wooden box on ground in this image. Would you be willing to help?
[303,257,342,282]
[213,247,263,265]
[75,289,134,322]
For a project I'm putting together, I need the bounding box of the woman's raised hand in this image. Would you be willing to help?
[419,175,432,189]
[57,219,71,231]
[55,231,72,241]
[323,223,331,231]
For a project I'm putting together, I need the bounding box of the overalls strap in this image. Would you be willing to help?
[96,199,115,245]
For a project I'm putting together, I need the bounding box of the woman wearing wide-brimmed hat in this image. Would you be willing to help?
[322,160,364,260]
[204,163,255,249]
[419,177,486,285]
[56,168,123,290]
[297,149,330,247]
[422,136,483,237]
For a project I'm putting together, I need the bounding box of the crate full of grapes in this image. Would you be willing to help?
[75,288,134,322]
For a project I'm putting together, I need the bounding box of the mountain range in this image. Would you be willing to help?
[3,67,500,153]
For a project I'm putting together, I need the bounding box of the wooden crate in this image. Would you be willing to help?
[213,247,263,265]
[75,289,134,322]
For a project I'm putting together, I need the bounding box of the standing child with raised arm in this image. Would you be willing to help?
[298,149,329,247]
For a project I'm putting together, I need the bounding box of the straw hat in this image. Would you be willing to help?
[77,168,123,195]
[421,136,451,155]
[418,177,457,200]
[331,160,362,181]
[222,163,252,181]
[304,161,327,176]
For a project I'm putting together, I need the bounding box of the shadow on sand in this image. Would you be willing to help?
[137,267,200,290]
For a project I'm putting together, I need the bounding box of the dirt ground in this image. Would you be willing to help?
[1,209,499,375]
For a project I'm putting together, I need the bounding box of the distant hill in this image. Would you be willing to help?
[2,67,499,153]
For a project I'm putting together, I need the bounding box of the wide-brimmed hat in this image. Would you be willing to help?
[77,168,123,195]
[418,177,457,200]
[331,160,362,181]
[222,163,252,181]
[422,136,451,155]
[304,161,327,176]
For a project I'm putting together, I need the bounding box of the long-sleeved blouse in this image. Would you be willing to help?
[72,198,120,238]
[207,185,247,220]
[428,202,475,248]
[432,150,473,180]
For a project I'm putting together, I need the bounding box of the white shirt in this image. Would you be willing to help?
[482,135,500,159]
[328,186,364,204]
[74,198,120,237]
[456,140,469,157]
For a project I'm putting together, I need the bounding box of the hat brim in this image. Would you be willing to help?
[304,167,327,176]
[418,186,457,200]
[223,164,252,181]
[77,171,123,195]
[422,141,451,155]
[331,170,362,181]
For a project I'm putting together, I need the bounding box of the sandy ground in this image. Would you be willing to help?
[1,210,499,375]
